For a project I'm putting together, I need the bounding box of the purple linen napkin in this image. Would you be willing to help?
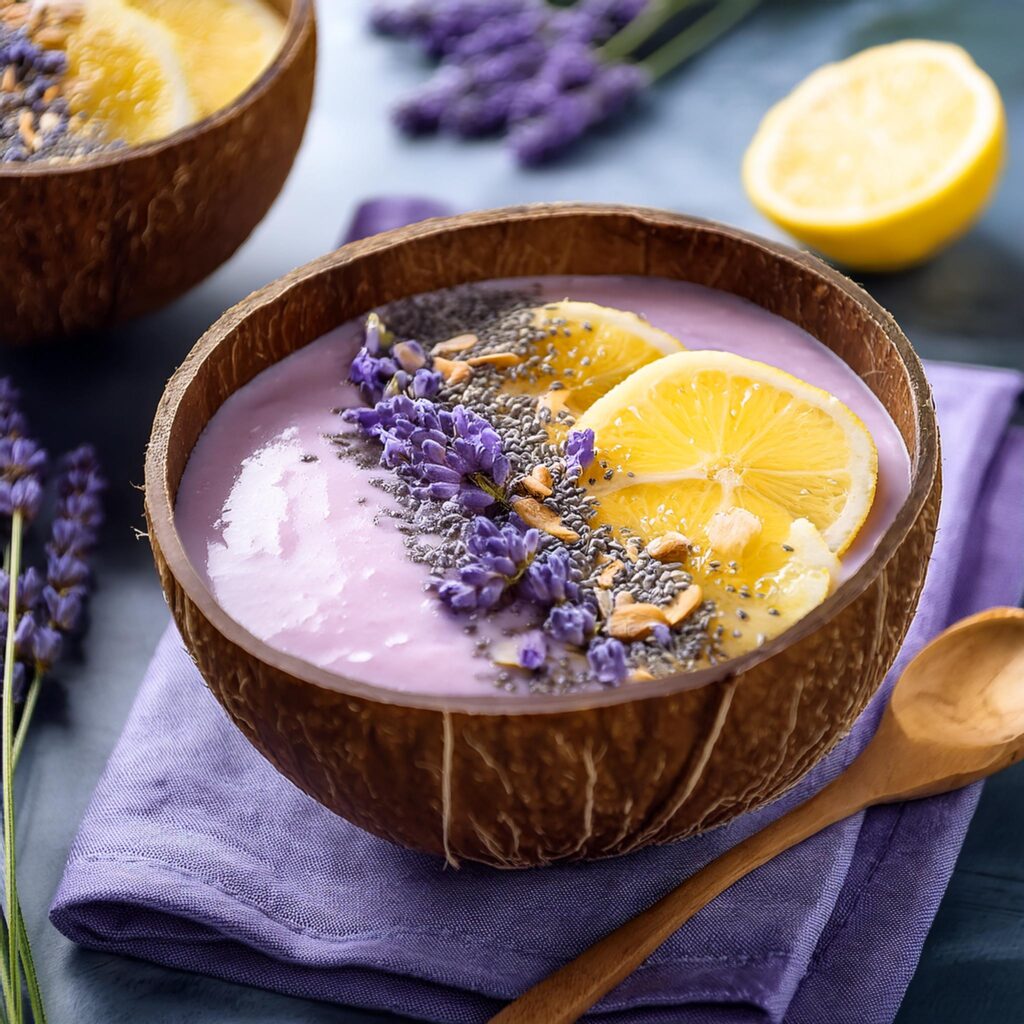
[50,206,1024,1023]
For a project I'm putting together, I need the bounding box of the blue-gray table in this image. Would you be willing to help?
[9,1,1024,1021]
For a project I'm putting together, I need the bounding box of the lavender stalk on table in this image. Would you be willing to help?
[0,378,106,1024]
[370,0,761,164]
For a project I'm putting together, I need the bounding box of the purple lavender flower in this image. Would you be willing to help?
[518,547,580,605]
[564,428,595,481]
[348,315,436,404]
[345,395,511,512]
[545,602,597,647]
[588,636,628,685]
[393,68,468,134]
[438,516,542,612]
[518,629,547,670]
[652,622,672,647]
[508,62,650,166]
[411,369,443,399]
[0,436,47,520]
[445,9,544,60]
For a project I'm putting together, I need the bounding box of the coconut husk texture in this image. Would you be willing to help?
[0,0,315,344]
[145,205,940,869]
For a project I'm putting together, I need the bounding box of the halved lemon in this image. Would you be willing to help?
[514,301,684,421]
[576,351,877,655]
[743,40,1006,270]
[126,0,285,118]
[66,0,195,145]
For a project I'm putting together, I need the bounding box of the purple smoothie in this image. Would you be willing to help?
[175,276,911,696]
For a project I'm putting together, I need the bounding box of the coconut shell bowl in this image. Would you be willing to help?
[0,0,315,345]
[144,204,940,869]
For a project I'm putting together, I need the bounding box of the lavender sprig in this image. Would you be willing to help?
[438,516,542,612]
[564,428,596,482]
[588,636,629,685]
[345,394,511,512]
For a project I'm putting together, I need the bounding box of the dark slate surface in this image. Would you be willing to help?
[4,1,1022,1021]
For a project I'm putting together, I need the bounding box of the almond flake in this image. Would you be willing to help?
[665,585,703,626]
[432,333,479,357]
[630,668,655,683]
[467,352,521,369]
[597,559,624,588]
[510,495,579,543]
[433,356,472,385]
[609,602,669,641]
[646,531,690,563]
[614,592,635,608]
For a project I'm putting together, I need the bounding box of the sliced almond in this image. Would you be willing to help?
[597,559,624,588]
[624,538,642,563]
[42,84,61,104]
[432,333,478,357]
[467,352,521,369]
[38,111,60,135]
[520,476,551,499]
[706,507,762,558]
[34,24,67,46]
[511,495,580,543]
[1,66,15,92]
[433,356,472,386]
[630,668,656,683]
[665,585,703,627]
[646,531,690,563]
[614,592,635,608]
[608,602,669,641]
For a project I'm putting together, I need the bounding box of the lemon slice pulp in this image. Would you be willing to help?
[513,301,684,422]
[576,350,878,656]
[125,0,285,118]
[743,40,1006,270]
[66,0,195,145]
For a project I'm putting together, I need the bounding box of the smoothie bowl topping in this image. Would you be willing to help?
[0,0,284,163]
[174,275,899,699]
[331,284,884,692]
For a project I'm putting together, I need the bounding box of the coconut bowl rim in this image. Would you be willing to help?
[0,0,314,181]
[145,203,939,717]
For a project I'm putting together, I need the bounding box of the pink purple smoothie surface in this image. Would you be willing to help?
[175,276,911,697]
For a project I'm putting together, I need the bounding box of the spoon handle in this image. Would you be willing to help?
[488,779,864,1024]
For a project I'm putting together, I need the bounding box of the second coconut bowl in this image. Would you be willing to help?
[145,205,940,869]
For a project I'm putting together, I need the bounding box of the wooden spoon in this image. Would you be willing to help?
[491,607,1024,1024]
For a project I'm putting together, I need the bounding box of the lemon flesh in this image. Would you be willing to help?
[576,351,878,656]
[743,40,1006,270]
[514,300,684,421]
[66,0,195,145]
[126,0,285,118]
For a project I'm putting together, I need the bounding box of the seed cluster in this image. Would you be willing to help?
[333,285,720,693]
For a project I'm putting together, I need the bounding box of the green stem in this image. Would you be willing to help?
[2,515,22,1023]
[0,916,13,1024]
[600,0,704,62]
[14,911,42,1024]
[11,676,40,774]
[641,0,762,80]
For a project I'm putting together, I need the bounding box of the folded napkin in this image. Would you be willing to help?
[51,204,1024,1023]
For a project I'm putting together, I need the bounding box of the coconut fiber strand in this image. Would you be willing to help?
[50,201,1024,1024]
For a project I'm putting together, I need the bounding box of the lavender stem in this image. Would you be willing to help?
[1,517,22,1023]
[599,0,701,62]
[11,674,39,772]
[641,0,761,80]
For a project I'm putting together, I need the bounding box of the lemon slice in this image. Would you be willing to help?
[515,301,684,420]
[66,0,195,145]
[576,351,877,655]
[126,0,285,118]
[743,40,1006,270]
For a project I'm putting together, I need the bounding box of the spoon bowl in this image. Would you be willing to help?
[893,607,1024,748]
